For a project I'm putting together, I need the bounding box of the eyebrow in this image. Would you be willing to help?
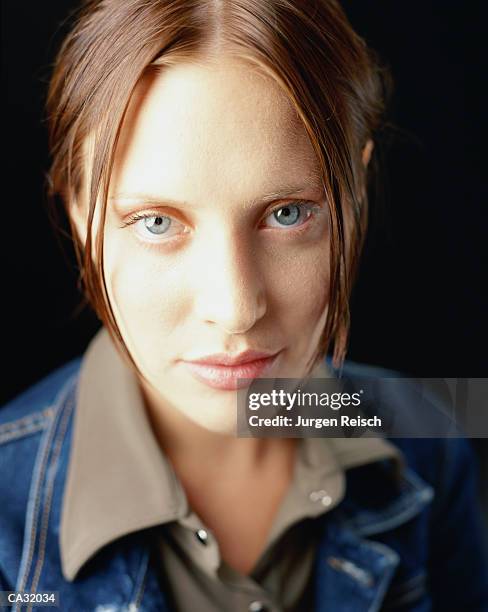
[109,182,323,209]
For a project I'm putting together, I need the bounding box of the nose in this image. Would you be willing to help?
[193,232,267,334]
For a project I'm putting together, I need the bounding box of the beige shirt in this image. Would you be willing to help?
[60,327,404,612]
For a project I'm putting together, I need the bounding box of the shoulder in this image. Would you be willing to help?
[0,359,83,587]
[0,358,82,499]
[0,359,82,435]
[337,358,480,490]
[337,361,488,607]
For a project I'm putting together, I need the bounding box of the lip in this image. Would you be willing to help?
[185,349,278,366]
[181,350,282,390]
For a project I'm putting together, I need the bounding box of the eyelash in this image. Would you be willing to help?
[119,212,180,230]
[264,201,322,231]
[119,200,324,241]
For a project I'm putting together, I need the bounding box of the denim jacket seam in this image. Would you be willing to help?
[131,546,151,609]
[14,373,78,600]
[364,540,400,612]
[16,406,62,596]
[0,408,55,444]
[28,382,76,604]
[0,422,47,445]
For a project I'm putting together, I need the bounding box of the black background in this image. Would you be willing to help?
[2,0,487,401]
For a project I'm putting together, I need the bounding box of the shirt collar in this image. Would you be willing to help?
[60,327,404,582]
[60,328,189,581]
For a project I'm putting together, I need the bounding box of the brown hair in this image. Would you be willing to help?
[47,0,388,376]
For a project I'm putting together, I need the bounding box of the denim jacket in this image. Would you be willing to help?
[1,357,487,612]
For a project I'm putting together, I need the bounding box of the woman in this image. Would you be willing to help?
[1,1,487,611]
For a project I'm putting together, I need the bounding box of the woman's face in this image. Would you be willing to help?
[83,56,332,433]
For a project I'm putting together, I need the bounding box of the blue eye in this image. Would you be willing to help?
[121,212,187,242]
[264,203,314,229]
[273,205,300,225]
[143,215,171,235]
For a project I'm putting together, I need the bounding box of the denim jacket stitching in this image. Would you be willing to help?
[0,408,54,444]
[327,555,375,587]
[364,540,400,612]
[15,405,62,596]
[0,422,47,445]
[130,547,151,610]
[28,381,76,606]
[14,373,78,601]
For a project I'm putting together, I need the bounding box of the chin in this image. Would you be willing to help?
[195,417,237,436]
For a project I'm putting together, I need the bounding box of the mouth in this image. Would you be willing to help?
[180,350,282,391]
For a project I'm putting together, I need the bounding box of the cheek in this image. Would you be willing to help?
[262,238,329,377]
[102,237,189,357]
[265,238,330,326]
[102,225,330,350]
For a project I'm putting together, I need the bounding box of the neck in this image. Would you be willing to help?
[139,380,296,479]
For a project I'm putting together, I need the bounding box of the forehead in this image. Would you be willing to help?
[111,56,321,204]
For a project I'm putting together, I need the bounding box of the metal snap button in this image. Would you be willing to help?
[320,493,332,506]
[309,489,332,506]
[195,528,209,545]
[248,601,268,612]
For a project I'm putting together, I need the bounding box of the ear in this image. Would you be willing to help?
[362,139,374,168]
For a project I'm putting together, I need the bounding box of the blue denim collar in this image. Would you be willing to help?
[337,459,434,536]
[309,457,434,611]
[314,519,401,612]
